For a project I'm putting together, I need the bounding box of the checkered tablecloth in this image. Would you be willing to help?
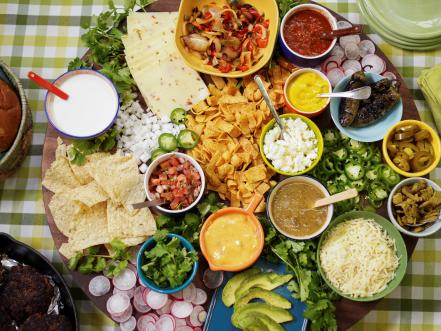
[1,0,440,330]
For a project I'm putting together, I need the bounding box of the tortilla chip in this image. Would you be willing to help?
[43,157,81,193]
[123,174,147,213]
[59,242,79,259]
[71,181,109,207]
[49,191,85,236]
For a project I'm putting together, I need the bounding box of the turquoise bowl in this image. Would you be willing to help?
[330,72,403,142]
[137,233,198,294]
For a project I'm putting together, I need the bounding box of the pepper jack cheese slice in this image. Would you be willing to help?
[123,12,209,117]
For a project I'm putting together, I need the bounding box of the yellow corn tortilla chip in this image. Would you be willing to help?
[43,157,81,193]
[59,242,78,259]
[48,191,85,236]
[70,163,94,185]
[71,181,109,208]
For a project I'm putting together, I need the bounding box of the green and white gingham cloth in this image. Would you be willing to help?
[0,1,440,330]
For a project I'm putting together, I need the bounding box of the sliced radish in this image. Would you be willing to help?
[198,310,207,323]
[175,318,187,326]
[146,290,169,310]
[327,68,345,87]
[337,21,352,29]
[342,59,362,73]
[134,298,152,314]
[183,283,196,303]
[135,286,146,306]
[145,322,156,331]
[344,42,360,60]
[146,313,160,322]
[157,314,176,331]
[120,316,136,331]
[189,306,204,327]
[157,299,173,315]
[192,289,207,305]
[89,275,111,297]
[142,287,151,305]
[138,314,156,325]
[340,35,361,49]
[171,301,193,319]
[106,293,131,316]
[113,268,137,291]
[382,71,397,80]
[171,290,184,300]
[203,269,224,289]
[362,54,385,74]
[321,55,343,72]
[344,69,356,76]
[176,326,193,331]
[359,40,376,57]
[330,45,345,59]
[111,305,132,323]
[113,286,135,299]
[137,315,156,331]
[194,328,202,331]
[129,245,141,265]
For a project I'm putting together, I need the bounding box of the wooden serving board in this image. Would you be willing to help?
[41,1,419,330]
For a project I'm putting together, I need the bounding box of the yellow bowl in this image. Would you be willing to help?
[259,113,324,176]
[382,120,441,177]
[175,0,279,78]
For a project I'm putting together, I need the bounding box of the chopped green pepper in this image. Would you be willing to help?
[379,165,401,187]
[350,179,365,192]
[344,163,365,180]
[151,148,167,160]
[370,152,382,164]
[331,147,348,161]
[323,129,340,147]
[170,108,187,125]
[158,133,178,152]
[365,168,379,181]
[177,129,199,149]
[320,157,336,175]
[346,139,365,151]
[368,181,389,201]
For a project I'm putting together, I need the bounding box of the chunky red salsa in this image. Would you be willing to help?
[283,10,332,56]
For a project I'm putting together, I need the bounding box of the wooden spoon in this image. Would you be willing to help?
[312,188,358,208]
[320,25,362,40]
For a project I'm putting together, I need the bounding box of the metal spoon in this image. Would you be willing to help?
[405,219,438,228]
[131,199,165,210]
[317,86,372,100]
[254,75,287,139]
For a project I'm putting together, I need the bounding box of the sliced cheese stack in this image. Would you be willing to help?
[122,12,209,118]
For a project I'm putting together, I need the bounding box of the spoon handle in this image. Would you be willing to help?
[132,199,164,209]
[28,71,69,100]
[320,25,362,40]
[254,75,284,129]
[313,188,358,208]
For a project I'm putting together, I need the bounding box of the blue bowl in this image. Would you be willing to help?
[330,72,403,142]
[137,233,199,294]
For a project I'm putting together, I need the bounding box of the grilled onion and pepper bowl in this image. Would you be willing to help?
[382,120,441,177]
[175,0,279,78]
[259,113,324,176]
[144,152,206,214]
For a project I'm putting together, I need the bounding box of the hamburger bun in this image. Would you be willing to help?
[0,79,21,152]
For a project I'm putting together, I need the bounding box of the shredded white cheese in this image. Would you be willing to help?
[319,218,399,298]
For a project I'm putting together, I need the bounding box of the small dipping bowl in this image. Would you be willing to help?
[144,152,206,214]
[199,193,265,272]
[44,69,119,139]
[267,176,334,240]
[137,233,199,294]
[279,4,338,66]
[283,68,332,117]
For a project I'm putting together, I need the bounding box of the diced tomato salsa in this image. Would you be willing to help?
[149,156,202,210]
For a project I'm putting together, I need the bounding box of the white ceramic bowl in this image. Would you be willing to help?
[144,152,206,214]
[387,177,441,237]
[266,176,334,240]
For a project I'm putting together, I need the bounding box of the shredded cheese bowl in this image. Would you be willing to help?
[317,211,408,302]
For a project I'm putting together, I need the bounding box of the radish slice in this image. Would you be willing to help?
[327,68,345,87]
[129,245,140,265]
[120,316,136,331]
[134,298,152,314]
[137,316,155,331]
[134,286,146,306]
[344,69,356,77]
[337,21,352,29]
[340,35,361,49]
[321,55,343,72]
[175,318,187,326]
[111,305,132,323]
[189,306,204,327]
[113,287,135,299]
[382,71,397,80]
[362,54,385,74]
[157,314,176,331]
[183,283,196,303]
[344,42,360,60]
[171,290,184,300]
[107,293,131,316]
[145,322,156,331]
[192,289,207,305]
[330,45,345,59]
[342,59,362,73]
[142,287,151,305]
[89,275,111,297]
[198,310,207,323]
[146,313,160,322]
[157,299,173,315]
[171,301,193,319]
[113,268,137,291]
[139,315,156,325]
[359,40,376,57]
[176,326,193,331]
[146,290,169,310]
[194,328,202,331]
[203,269,224,289]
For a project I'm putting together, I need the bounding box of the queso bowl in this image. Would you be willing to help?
[199,193,265,272]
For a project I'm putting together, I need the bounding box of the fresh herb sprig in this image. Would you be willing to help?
[141,230,198,288]
[261,217,339,331]
[276,0,306,19]
[68,239,132,277]
[155,192,224,247]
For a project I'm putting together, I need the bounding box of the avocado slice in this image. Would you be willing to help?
[235,288,292,310]
[241,315,270,331]
[234,273,293,300]
[254,312,286,331]
[232,303,293,328]
[222,267,260,307]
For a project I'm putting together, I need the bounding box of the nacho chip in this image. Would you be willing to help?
[43,157,81,193]
[71,181,109,208]
[59,242,78,259]
[49,191,85,236]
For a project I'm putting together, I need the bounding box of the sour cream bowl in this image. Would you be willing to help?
[44,69,119,138]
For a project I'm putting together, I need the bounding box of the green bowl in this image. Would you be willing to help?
[317,211,408,302]
[259,113,323,176]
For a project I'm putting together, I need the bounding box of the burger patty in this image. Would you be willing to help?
[19,313,73,331]
[0,306,16,331]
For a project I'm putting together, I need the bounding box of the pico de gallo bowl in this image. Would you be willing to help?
[144,152,206,214]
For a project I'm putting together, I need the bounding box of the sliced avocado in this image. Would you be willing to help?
[222,267,260,307]
[254,312,286,331]
[234,273,293,300]
[241,315,270,331]
[232,303,293,328]
[235,288,292,310]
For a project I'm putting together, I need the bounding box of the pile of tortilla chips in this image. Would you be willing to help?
[186,63,296,210]
[43,138,156,259]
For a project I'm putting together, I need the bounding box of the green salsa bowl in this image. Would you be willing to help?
[317,211,408,302]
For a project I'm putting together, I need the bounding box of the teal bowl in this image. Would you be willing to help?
[317,211,408,302]
[137,233,198,294]
[330,73,403,142]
